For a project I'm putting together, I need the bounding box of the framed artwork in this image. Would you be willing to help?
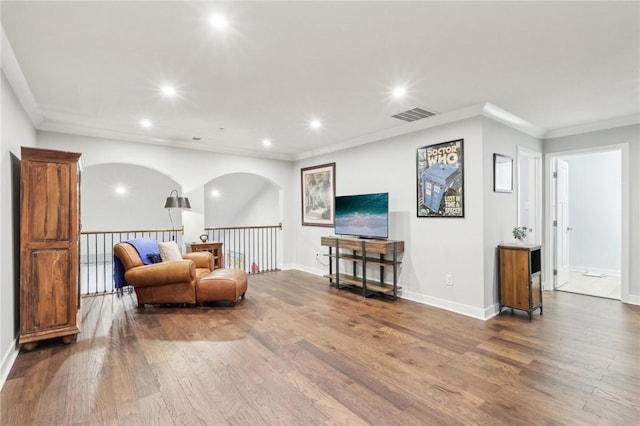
[493,153,513,193]
[416,139,464,217]
[301,162,336,226]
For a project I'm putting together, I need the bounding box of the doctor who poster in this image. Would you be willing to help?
[416,139,464,217]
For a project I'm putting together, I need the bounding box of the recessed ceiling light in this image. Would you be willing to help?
[140,119,152,128]
[392,87,407,98]
[115,185,127,195]
[310,119,322,130]
[211,189,220,198]
[209,15,229,31]
[262,138,272,147]
[161,86,176,97]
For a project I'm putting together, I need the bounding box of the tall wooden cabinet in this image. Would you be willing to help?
[498,244,543,320]
[19,147,82,350]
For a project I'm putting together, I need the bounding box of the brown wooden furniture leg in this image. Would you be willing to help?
[22,342,38,351]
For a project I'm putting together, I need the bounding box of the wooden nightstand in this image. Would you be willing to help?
[498,243,543,320]
[186,242,224,269]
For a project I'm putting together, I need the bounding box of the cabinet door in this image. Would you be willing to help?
[22,249,73,333]
[500,248,530,310]
[24,161,72,241]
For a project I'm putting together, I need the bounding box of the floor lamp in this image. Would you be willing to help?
[163,189,191,241]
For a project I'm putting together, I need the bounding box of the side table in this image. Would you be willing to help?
[186,241,224,269]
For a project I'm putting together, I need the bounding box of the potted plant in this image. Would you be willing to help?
[513,226,529,243]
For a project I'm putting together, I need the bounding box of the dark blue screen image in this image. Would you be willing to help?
[334,193,388,239]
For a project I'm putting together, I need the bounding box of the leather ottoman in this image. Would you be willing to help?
[196,268,248,305]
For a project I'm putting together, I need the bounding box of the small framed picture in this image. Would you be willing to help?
[493,153,513,193]
[301,162,336,226]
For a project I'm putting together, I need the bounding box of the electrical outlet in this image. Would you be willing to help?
[445,274,453,286]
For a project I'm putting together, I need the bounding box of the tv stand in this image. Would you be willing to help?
[321,236,404,300]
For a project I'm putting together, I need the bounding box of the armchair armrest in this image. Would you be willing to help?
[124,260,196,288]
[182,251,214,270]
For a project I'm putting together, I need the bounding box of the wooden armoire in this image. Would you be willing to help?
[19,147,82,350]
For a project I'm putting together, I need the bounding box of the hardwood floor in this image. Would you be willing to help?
[2,270,638,425]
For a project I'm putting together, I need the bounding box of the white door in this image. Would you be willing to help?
[555,159,571,287]
[518,149,542,245]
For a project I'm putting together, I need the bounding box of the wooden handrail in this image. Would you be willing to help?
[204,224,282,231]
[81,227,184,235]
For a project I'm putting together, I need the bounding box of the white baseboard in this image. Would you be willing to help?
[622,294,640,305]
[0,339,19,392]
[282,263,326,276]
[483,303,501,320]
[401,289,495,320]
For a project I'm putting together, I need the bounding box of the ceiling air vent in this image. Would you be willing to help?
[391,107,437,122]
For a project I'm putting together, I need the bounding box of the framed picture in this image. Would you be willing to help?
[301,162,336,226]
[493,153,513,193]
[416,139,464,217]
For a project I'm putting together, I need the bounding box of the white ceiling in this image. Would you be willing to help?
[2,1,639,160]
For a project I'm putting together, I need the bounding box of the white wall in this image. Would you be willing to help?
[566,151,621,274]
[292,117,498,318]
[0,72,37,389]
[37,131,295,261]
[82,163,183,231]
[204,173,280,227]
[544,124,639,302]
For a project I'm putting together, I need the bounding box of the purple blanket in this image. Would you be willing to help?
[113,238,160,289]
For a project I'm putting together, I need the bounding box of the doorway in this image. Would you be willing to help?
[545,147,626,301]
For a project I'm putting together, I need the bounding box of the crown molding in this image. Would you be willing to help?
[38,122,294,162]
[481,103,546,138]
[544,114,640,140]
[1,26,44,126]
[295,102,547,160]
[295,103,489,160]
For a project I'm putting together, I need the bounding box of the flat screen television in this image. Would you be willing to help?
[334,192,388,239]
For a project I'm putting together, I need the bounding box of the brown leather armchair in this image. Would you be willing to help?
[114,242,214,307]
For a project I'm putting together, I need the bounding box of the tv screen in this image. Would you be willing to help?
[334,192,389,239]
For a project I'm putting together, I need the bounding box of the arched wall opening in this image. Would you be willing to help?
[203,173,283,272]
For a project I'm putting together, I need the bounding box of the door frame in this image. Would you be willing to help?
[544,143,629,302]
[554,158,571,288]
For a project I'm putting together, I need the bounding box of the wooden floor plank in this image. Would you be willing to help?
[2,270,639,425]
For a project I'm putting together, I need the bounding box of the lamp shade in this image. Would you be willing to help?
[178,197,191,209]
[164,189,191,209]
[164,196,179,208]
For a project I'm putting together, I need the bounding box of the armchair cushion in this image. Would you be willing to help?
[158,240,182,261]
[182,251,215,271]
[125,259,195,288]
